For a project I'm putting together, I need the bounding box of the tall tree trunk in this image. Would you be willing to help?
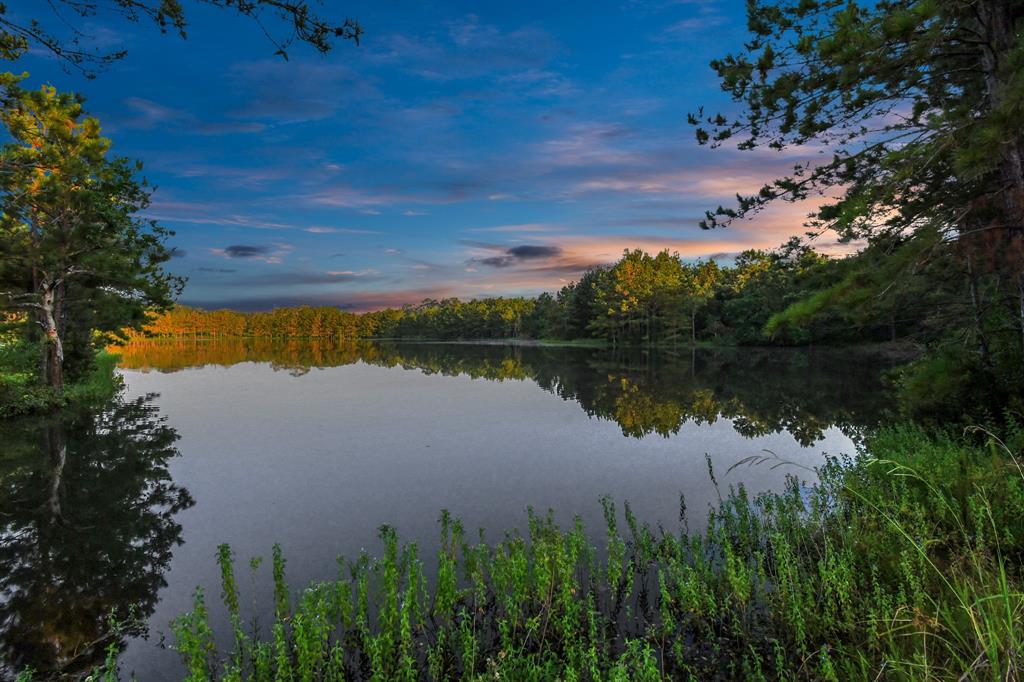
[38,285,64,392]
[978,0,1024,238]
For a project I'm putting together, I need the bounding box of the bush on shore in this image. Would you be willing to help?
[0,340,122,418]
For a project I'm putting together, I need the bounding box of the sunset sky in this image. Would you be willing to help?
[17,0,842,311]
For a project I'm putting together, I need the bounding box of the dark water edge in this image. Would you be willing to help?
[0,341,897,679]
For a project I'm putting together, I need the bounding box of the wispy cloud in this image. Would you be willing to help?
[222,245,270,258]
[304,226,380,235]
[181,286,460,313]
[235,269,380,286]
[152,214,294,229]
[147,199,294,230]
[118,97,265,135]
[367,15,560,82]
[304,185,413,209]
[225,60,383,123]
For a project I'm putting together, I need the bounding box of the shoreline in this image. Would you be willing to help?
[114,334,924,357]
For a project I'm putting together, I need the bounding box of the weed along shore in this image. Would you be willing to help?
[162,426,1023,681]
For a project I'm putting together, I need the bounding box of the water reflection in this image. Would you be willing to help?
[117,339,893,445]
[0,397,193,679]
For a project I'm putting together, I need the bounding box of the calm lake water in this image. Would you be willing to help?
[0,340,895,679]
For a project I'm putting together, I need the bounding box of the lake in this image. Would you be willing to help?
[0,340,894,679]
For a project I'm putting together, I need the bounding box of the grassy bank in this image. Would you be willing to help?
[145,425,1023,681]
[0,342,122,418]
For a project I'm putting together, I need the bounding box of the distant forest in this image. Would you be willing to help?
[132,239,932,347]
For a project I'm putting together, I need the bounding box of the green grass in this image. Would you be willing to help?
[149,424,1022,681]
[64,349,123,404]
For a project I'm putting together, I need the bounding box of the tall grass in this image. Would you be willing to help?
[64,350,123,405]
[162,424,1022,681]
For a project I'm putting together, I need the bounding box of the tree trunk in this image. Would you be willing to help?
[690,307,696,347]
[38,285,64,392]
[965,250,992,365]
[978,0,1024,237]
[44,421,67,524]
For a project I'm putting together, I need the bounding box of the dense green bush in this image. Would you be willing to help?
[895,348,1024,431]
[0,375,63,418]
[0,339,122,418]
[0,340,60,417]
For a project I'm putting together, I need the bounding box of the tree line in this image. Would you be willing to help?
[122,240,837,343]
[128,234,932,348]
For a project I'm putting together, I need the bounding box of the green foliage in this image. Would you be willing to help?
[0,336,122,418]
[162,425,1022,681]
[63,351,123,404]
[0,338,59,417]
[0,377,63,419]
[0,76,183,391]
[695,0,1024,243]
[131,297,540,342]
[895,346,1024,429]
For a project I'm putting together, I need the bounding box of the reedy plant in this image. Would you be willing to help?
[153,424,1023,681]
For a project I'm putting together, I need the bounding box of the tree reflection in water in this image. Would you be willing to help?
[0,340,893,676]
[117,338,895,445]
[0,396,193,679]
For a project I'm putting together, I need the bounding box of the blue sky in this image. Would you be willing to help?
[13,0,840,311]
